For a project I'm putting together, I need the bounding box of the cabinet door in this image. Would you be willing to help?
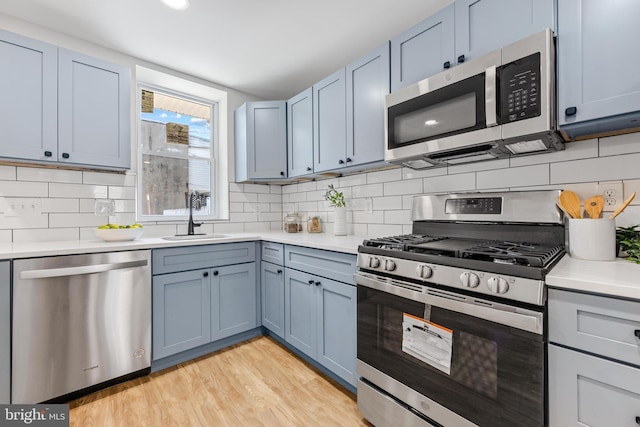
[455,0,555,63]
[390,4,454,92]
[316,278,357,387]
[346,42,389,167]
[287,88,314,177]
[313,69,347,172]
[211,263,257,341]
[0,30,57,163]
[557,0,640,131]
[261,261,285,338]
[247,101,287,179]
[152,269,211,360]
[58,49,131,169]
[0,261,9,404]
[549,344,640,427]
[284,268,317,358]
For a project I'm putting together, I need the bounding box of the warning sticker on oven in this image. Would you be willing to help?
[402,313,453,375]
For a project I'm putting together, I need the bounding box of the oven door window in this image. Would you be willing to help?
[357,286,544,427]
[387,73,487,149]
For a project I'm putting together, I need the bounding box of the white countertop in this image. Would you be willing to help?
[547,255,640,301]
[0,231,365,260]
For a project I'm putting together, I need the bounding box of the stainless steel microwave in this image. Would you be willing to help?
[385,29,564,169]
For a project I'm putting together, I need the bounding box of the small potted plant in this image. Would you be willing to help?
[325,184,347,235]
[616,225,640,262]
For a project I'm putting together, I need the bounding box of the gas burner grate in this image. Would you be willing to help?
[461,241,564,267]
[362,234,445,251]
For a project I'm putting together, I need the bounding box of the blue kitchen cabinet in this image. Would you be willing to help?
[261,261,285,338]
[557,0,640,139]
[390,4,455,92]
[346,42,390,167]
[284,267,317,359]
[0,261,9,404]
[287,88,314,177]
[313,69,347,173]
[153,269,212,360]
[454,0,555,63]
[0,30,58,163]
[211,263,258,341]
[58,49,131,169]
[235,101,287,182]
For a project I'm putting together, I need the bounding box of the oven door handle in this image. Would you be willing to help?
[485,65,498,127]
[355,272,543,335]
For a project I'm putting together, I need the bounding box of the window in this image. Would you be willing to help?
[136,67,229,221]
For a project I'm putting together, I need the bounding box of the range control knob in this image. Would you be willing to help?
[416,264,433,279]
[487,277,509,294]
[384,259,397,272]
[369,256,381,268]
[460,272,480,288]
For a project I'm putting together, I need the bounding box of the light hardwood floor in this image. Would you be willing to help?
[69,336,372,426]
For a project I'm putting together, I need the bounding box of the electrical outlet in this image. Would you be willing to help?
[596,181,624,212]
[4,198,42,217]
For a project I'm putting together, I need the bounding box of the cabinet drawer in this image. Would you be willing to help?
[549,289,640,367]
[549,344,640,427]
[284,245,356,284]
[261,241,284,265]
[152,242,256,275]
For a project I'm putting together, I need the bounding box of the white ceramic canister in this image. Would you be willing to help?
[567,218,616,261]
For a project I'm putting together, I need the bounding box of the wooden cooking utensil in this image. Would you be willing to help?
[559,190,582,219]
[584,195,604,219]
[609,191,636,219]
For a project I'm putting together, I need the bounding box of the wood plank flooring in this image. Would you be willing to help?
[69,336,372,426]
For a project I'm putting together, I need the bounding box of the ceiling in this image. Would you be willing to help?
[0,0,451,100]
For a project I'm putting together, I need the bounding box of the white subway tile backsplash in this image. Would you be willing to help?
[424,173,476,194]
[83,171,135,186]
[339,174,367,188]
[270,185,282,194]
[0,214,48,229]
[244,183,271,193]
[282,183,298,194]
[258,212,282,222]
[0,166,16,181]
[550,153,640,184]
[599,133,640,156]
[230,202,244,213]
[367,168,402,184]
[509,138,598,167]
[384,210,411,225]
[115,200,136,212]
[213,222,245,233]
[367,224,403,237]
[229,183,244,193]
[305,190,326,202]
[352,210,384,224]
[297,201,318,212]
[352,223,368,236]
[244,222,271,232]
[0,181,49,197]
[135,224,178,238]
[373,196,402,211]
[257,193,281,203]
[384,179,423,196]
[478,164,549,189]
[230,212,258,222]
[49,183,106,198]
[42,198,80,213]
[49,213,107,228]
[0,230,11,243]
[13,228,80,243]
[352,183,384,198]
[17,167,82,184]
[297,181,317,192]
[613,205,640,228]
[270,203,283,213]
[447,159,509,174]
[623,179,640,203]
[230,191,258,203]
[289,192,307,203]
[108,186,136,200]
[402,167,447,180]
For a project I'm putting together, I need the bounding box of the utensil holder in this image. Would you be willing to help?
[568,218,616,261]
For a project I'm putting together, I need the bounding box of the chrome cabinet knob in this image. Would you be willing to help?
[369,256,381,268]
[416,264,433,279]
[384,259,397,272]
[487,277,509,294]
[460,272,480,288]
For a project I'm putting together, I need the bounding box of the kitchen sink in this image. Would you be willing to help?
[161,234,231,241]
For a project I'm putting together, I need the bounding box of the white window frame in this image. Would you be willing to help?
[135,66,229,222]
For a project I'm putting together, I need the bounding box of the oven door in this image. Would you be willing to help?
[355,272,545,427]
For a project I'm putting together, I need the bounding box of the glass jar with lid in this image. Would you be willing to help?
[284,213,302,233]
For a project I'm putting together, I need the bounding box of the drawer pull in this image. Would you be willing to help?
[636,416,640,424]
[635,330,640,339]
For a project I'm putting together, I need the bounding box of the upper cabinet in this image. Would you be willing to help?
[391,0,555,91]
[235,101,287,182]
[0,29,131,170]
[287,88,314,177]
[313,69,347,173]
[557,0,640,139]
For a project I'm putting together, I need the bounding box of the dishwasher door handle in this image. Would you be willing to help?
[19,259,149,280]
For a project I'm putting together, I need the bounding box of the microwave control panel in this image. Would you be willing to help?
[499,53,541,124]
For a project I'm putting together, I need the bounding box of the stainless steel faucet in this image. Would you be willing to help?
[187,191,203,235]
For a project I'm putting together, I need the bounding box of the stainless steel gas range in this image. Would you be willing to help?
[355,190,565,427]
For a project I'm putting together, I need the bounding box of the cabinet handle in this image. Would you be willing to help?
[306,167,312,171]
[457,54,465,64]
[308,279,314,285]
[635,330,640,339]
[565,106,577,117]
[280,171,285,176]
[44,151,52,157]
[315,281,321,286]
[443,61,451,69]
[636,416,640,424]
[277,269,282,274]
[62,153,70,159]
[203,272,209,277]
[346,157,352,163]
[338,159,344,165]
[213,270,219,276]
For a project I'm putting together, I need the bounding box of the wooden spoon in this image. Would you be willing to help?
[584,195,604,219]
[609,191,636,219]
[559,190,582,219]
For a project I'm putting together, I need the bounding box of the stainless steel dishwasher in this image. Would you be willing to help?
[12,250,151,403]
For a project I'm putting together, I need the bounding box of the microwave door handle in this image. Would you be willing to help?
[485,65,498,127]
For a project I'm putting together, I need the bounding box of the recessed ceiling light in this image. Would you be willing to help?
[161,0,190,10]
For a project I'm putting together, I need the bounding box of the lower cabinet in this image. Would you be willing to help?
[153,262,257,361]
[284,267,357,386]
[0,261,9,404]
[261,261,285,338]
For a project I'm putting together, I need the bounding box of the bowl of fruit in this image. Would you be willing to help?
[95,223,144,242]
